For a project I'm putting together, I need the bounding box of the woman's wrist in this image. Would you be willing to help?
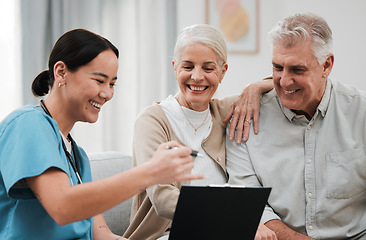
[134,162,158,189]
[248,78,274,94]
[260,77,274,93]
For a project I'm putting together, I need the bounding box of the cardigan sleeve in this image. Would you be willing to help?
[132,104,182,219]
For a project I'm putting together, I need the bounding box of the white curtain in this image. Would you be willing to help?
[0,0,22,121]
[20,0,178,155]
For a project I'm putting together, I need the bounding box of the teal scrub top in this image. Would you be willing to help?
[0,105,93,239]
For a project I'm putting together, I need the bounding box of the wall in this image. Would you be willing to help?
[1,0,365,155]
[177,0,366,98]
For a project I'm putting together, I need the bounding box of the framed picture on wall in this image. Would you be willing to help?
[205,0,259,54]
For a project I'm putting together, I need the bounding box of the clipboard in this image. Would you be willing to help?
[168,185,271,240]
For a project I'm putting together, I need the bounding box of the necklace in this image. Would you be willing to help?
[180,105,210,132]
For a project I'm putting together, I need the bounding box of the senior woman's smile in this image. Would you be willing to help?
[173,43,227,111]
[187,84,209,92]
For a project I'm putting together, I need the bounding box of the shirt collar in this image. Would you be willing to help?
[278,79,332,121]
[317,78,332,117]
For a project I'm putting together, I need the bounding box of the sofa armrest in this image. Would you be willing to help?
[88,151,133,236]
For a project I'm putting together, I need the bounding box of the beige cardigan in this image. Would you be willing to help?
[123,96,236,240]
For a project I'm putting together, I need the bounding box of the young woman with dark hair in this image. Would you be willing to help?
[0,29,202,240]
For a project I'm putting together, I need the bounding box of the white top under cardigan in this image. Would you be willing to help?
[160,95,226,185]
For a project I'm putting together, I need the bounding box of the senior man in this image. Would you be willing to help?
[226,12,366,240]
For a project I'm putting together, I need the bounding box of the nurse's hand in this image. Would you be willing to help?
[147,141,205,184]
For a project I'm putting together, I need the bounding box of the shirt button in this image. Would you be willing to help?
[307,158,312,164]
[217,157,222,162]
[309,225,313,230]
[203,142,207,146]
[307,125,312,130]
[308,192,312,198]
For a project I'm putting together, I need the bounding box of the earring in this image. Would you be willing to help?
[58,82,61,88]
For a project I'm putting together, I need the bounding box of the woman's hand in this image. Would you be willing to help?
[254,222,278,240]
[147,141,205,185]
[224,78,273,144]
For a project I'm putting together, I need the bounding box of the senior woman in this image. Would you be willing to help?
[123,24,275,240]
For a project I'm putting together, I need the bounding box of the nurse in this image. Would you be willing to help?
[0,28,203,240]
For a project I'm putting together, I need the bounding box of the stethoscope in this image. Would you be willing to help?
[40,100,83,184]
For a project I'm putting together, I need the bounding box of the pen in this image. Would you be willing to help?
[165,146,204,157]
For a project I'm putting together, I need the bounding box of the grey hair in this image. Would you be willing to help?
[268,13,333,64]
[173,24,227,66]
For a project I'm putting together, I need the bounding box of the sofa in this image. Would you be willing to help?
[88,151,133,236]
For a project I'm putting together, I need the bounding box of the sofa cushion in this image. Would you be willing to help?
[88,151,133,236]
